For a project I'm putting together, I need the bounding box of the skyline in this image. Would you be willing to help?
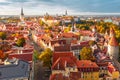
[0,0,120,15]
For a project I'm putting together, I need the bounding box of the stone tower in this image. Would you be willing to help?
[107,27,119,60]
[71,22,76,32]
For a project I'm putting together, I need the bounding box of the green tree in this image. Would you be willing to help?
[33,50,39,62]
[39,19,45,26]
[89,40,96,46]
[0,32,7,40]
[39,48,53,68]
[80,47,95,61]
[16,38,26,47]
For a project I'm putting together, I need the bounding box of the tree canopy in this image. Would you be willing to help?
[0,32,7,40]
[80,47,95,61]
[16,37,26,47]
[33,50,39,62]
[39,48,53,68]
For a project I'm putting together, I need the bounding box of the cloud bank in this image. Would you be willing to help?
[0,0,120,15]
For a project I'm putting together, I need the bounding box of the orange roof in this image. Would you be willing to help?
[59,33,79,39]
[53,52,73,63]
[52,57,76,70]
[71,40,78,44]
[108,63,117,73]
[110,27,115,35]
[76,60,99,68]
[109,36,119,46]
[51,39,66,46]
[54,44,71,52]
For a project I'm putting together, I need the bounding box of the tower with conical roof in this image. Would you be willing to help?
[107,27,119,60]
[20,7,24,22]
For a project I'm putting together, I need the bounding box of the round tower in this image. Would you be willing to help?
[92,26,97,33]
[107,27,119,60]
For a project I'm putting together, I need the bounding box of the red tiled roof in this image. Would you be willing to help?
[79,30,92,36]
[53,52,73,63]
[110,27,115,35]
[76,60,99,69]
[109,36,119,46]
[59,33,79,39]
[108,63,117,73]
[71,40,78,44]
[52,57,76,70]
[54,44,71,52]
[51,39,66,46]
[8,53,33,63]
[80,41,90,46]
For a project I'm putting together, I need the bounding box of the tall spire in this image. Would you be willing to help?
[20,7,24,22]
[65,10,67,16]
[21,7,24,16]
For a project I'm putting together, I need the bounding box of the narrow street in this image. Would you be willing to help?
[28,33,49,80]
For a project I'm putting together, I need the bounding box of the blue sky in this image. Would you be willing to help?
[0,0,120,15]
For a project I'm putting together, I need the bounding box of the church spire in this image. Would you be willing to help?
[21,7,24,16]
[20,7,24,22]
[65,10,67,16]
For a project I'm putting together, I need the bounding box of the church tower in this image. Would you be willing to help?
[107,27,119,60]
[65,10,68,16]
[92,26,97,33]
[71,22,76,32]
[20,7,24,22]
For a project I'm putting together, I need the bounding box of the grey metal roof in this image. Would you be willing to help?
[0,59,30,80]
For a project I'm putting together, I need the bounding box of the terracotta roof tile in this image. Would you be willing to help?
[8,53,33,63]
[53,52,73,63]
[59,33,79,39]
[52,57,76,70]
[76,60,99,71]
[109,36,119,46]
[51,39,66,46]
[54,44,71,52]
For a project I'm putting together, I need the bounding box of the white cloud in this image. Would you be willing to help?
[0,0,7,2]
